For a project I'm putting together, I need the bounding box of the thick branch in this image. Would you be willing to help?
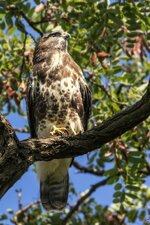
[0,82,150,199]
[20,81,150,161]
[0,115,29,199]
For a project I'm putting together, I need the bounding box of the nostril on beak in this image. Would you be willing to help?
[64,34,70,40]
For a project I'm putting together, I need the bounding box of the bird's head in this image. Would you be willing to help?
[37,26,70,52]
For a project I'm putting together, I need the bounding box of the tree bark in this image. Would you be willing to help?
[0,82,150,199]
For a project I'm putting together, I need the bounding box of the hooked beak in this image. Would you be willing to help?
[64,33,70,40]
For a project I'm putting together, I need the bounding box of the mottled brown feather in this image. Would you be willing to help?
[26,27,92,210]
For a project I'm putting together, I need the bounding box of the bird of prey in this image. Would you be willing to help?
[26,26,92,211]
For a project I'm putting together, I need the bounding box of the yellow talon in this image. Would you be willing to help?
[50,125,69,136]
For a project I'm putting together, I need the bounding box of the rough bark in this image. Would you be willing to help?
[0,82,150,199]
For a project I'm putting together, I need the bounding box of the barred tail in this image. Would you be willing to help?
[40,173,69,211]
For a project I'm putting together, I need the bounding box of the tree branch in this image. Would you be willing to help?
[19,33,27,81]
[0,82,150,199]
[5,4,43,36]
[19,10,43,36]
[14,128,29,133]
[73,161,104,176]
[11,200,40,225]
[62,177,110,225]
[91,80,128,107]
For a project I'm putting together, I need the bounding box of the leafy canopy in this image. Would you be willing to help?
[0,0,150,224]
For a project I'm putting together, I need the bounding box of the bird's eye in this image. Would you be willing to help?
[51,34,56,37]
[48,32,61,38]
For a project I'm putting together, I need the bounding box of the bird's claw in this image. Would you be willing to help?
[50,125,69,137]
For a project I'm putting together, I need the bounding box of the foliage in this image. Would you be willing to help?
[0,0,150,224]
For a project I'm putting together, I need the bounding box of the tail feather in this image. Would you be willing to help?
[40,173,69,211]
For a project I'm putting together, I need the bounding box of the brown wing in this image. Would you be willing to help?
[79,79,92,131]
[26,79,37,138]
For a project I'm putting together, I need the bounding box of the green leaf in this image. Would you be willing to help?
[113,198,121,204]
[0,214,7,221]
[139,210,146,221]
[105,66,122,76]
[7,27,17,35]
[127,209,138,222]
[120,191,125,202]
[11,105,16,113]
[126,192,139,200]
[114,183,122,190]
[104,168,118,177]
[5,14,13,27]
[88,152,97,165]
[0,21,5,29]
[126,185,140,192]
[17,104,26,116]
[107,176,119,184]
[34,0,40,3]
[113,191,122,198]
[7,208,14,214]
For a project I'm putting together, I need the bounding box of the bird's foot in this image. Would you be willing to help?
[50,125,69,137]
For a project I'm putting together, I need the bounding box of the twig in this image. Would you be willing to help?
[145,161,150,175]
[73,161,104,176]
[19,34,27,81]
[14,128,29,133]
[32,19,51,25]
[19,10,43,36]
[15,18,37,43]
[16,189,23,210]
[5,4,42,39]
[11,200,40,225]
[91,81,128,107]
[62,177,110,225]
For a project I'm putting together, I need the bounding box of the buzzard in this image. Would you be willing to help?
[27,27,92,210]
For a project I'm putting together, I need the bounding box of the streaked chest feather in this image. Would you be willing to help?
[31,51,84,137]
[32,75,83,137]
